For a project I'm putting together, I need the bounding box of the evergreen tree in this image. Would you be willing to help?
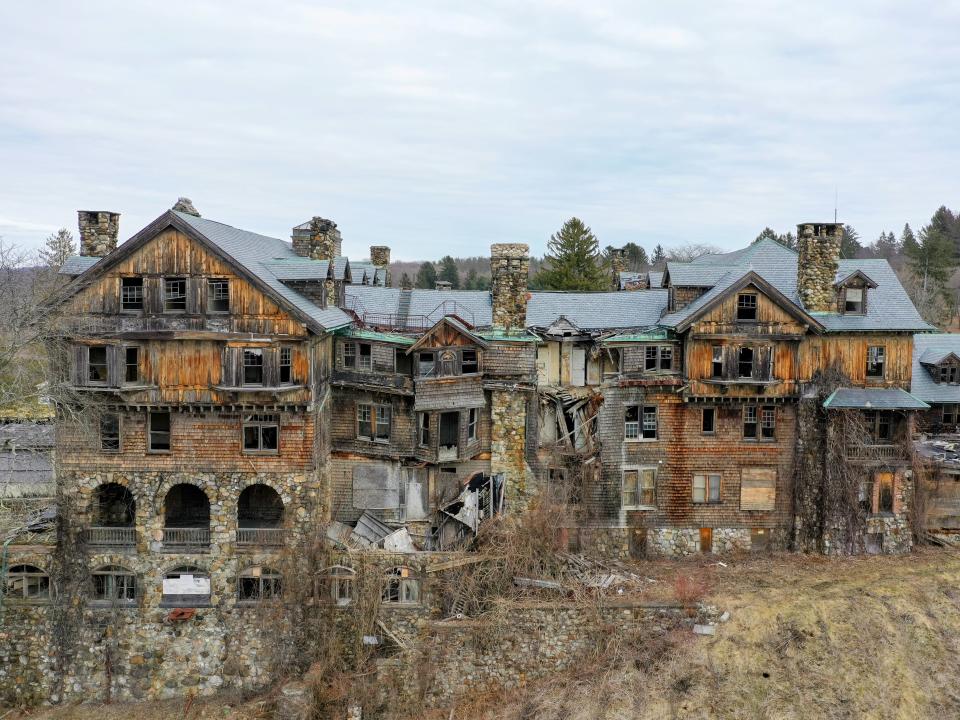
[651,244,666,269]
[622,242,648,270]
[415,261,437,289]
[840,224,863,258]
[778,231,797,250]
[906,210,957,322]
[901,223,919,256]
[437,255,460,289]
[399,272,413,289]
[38,227,76,268]
[533,217,608,291]
[753,227,779,244]
[871,231,900,260]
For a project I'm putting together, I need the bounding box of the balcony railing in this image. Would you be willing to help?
[845,444,903,461]
[85,526,136,547]
[162,527,211,551]
[236,527,286,547]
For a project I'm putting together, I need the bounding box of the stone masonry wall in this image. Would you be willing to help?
[490,243,530,332]
[796,223,842,312]
[78,211,120,257]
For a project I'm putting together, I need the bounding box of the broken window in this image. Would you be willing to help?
[660,346,673,371]
[865,410,893,442]
[91,565,136,604]
[622,468,656,508]
[439,411,459,450]
[701,407,715,434]
[357,403,390,442]
[243,414,279,453]
[743,405,775,440]
[940,365,959,384]
[317,566,355,606]
[100,413,120,452]
[164,277,187,312]
[124,346,139,384]
[943,404,959,425]
[243,349,264,385]
[238,567,282,603]
[467,408,478,442]
[418,413,430,446]
[207,279,230,312]
[736,293,757,320]
[3,564,50,601]
[120,277,143,311]
[625,406,640,439]
[743,406,757,439]
[876,472,895,513]
[866,345,885,378]
[88,346,108,384]
[760,406,776,439]
[738,347,754,378]
[693,473,721,503]
[93,483,135,527]
[645,346,658,371]
[642,406,657,439]
[358,344,372,371]
[162,566,210,606]
[395,349,412,375]
[382,566,420,605]
[148,411,170,452]
[625,405,656,439]
[644,346,673,372]
[711,345,724,378]
[461,349,479,374]
[418,352,436,377]
[279,347,293,384]
[844,287,864,314]
[343,342,357,368]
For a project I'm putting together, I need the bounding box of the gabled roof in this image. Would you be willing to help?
[912,333,960,403]
[822,387,929,410]
[406,316,489,354]
[834,269,877,289]
[919,348,960,365]
[58,210,352,333]
[527,290,668,330]
[59,255,100,276]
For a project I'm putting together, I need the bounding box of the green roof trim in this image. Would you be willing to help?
[601,328,676,344]
[334,327,416,346]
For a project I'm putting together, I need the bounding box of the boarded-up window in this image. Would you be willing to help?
[570,346,586,386]
[352,464,400,509]
[740,467,776,511]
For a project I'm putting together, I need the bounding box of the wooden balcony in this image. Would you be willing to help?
[162,527,211,551]
[85,526,136,548]
[236,527,286,547]
[845,444,905,462]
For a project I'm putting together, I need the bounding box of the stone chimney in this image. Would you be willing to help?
[610,247,626,290]
[77,211,120,257]
[370,245,391,286]
[172,197,200,217]
[292,217,342,260]
[796,222,843,312]
[490,243,529,332]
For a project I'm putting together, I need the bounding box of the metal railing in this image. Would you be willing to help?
[85,526,136,547]
[236,527,286,547]
[162,527,211,550]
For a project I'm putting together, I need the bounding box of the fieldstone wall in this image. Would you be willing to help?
[651,528,701,557]
[77,211,120,257]
[490,243,529,332]
[491,390,536,505]
[796,223,842,312]
[292,217,342,260]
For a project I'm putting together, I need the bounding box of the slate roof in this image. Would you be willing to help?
[345,286,494,327]
[59,255,100,275]
[659,239,932,333]
[822,387,929,410]
[648,271,664,288]
[0,423,54,497]
[527,291,668,330]
[911,334,960,403]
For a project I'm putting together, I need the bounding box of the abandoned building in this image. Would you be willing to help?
[0,202,941,704]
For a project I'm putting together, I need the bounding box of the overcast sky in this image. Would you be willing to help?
[2,1,959,261]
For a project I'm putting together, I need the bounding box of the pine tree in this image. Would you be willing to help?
[38,227,76,268]
[533,218,608,291]
[651,244,666,269]
[622,242,648,270]
[905,210,957,322]
[415,261,437,289]
[437,256,460,289]
[753,227,779,244]
[901,223,919,256]
[399,272,413,289]
[778,231,797,250]
[840,225,863,259]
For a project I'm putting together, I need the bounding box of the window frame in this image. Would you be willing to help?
[120,277,144,312]
[357,403,391,443]
[736,293,758,321]
[207,278,230,313]
[418,351,436,377]
[460,349,480,375]
[942,404,959,425]
[743,405,775,441]
[3,564,51,602]
[417,412,430,447]
[100,412,121,453]
[242,414,280,454]
[701,407,715,435]
[875,472,895,514]
[621,467,657,509]
[711,345,724,378]
[87,346,108,385]
[940,365,959,384]
[866,345,885,379]
[148,411,171,453]
[382,566,420,605]
[343,342,357,369]
[279,346,293,385]
[317,566,355,606]
[237,567,283,604]
[163,277,188,313]
[467,407,478,442]
[844,286,865,314]
[242,348,264,386]
[737,346,754,379]
[123,346,140,385]
[692,473,722,504]
[91,565,137,606]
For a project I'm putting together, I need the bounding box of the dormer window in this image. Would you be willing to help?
[844,287,865,314]
[940,365,959,384]
[736,293,757,321]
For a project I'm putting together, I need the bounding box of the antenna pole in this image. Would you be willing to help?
[834,189,838,223]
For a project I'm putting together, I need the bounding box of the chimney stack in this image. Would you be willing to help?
[370,245,391,286]
[292,217,342,260]
[172,197,200,217]
[78,211,120,257]
[490,243,529,332]
[796,222,843,312]
[610,247,627,290]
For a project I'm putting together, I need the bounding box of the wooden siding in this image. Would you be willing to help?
[802,333,914,388]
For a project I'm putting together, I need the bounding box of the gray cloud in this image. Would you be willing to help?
[1,0,959,260]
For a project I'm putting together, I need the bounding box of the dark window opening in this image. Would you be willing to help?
[642,405,657,439]
[4,565,50,600]
[238,568,282,603]
[844,287,864,313]
[660,346,672,371]
[461,349,479,374]
[877,473,895,513]
[439,411,459,449]
[701,407,715,434]
[358,343,372,371]
[866,346,885,378]
[93,483,135,526]
[243,414,279,453]
[736,293,757,321]
[395,349,412,375]
[88,346,108,384]
[760,406,776,439]
[418,413,430,447]
[711,345,723,378]
[238,484,284,528]
[120,278,143,311]
[357,404,391,442]
[279,347,292,384]
[92,566,136,604]
[743,406,757,439]
[865,410,894,442]
[738,347,754,378]
[467,407,478,442]
[645,346,658,371]
[148,411,170,452]
[124,346,139,384]
[163,484,210,529]
[164,278,187,312]
[940,365,959,384]
[243,349,264,385]
[208,279,230,313]
[383,567,420,605]
[100,413,120,452]
[943,404,958,425]
[418,352,436,377]
[343,342,356,368]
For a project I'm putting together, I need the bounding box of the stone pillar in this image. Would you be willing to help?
[292,217,342,260]
[77,211,120,257]
[490,390,536,508]
[610,247,626,290]
[796,222,843,312]
[370,245,391,286]
[172,197,200,217]
[490,243,529,332]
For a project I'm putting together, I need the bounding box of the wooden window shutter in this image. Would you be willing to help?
[740,467,776,511]
[221,346,237,387]
[723,345,736,380]
[106,345,123,387]
[73,345,88,386]
[758,346,772,381]
[144,277,163,314]
[263,348,280,387]
[104,277,120,314]
[186,277,202,315]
